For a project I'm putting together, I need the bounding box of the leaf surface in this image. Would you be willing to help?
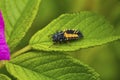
[0,74,11,80]
[30,12,120,51]
[6,51,100,80]
[0,0,41,51]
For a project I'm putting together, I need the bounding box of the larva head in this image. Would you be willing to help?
[52,31,65,42]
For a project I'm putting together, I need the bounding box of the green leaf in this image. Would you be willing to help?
[6,51,100,80]
[0,0,41,51]
[29,11,120,51]
[0,74,11,80]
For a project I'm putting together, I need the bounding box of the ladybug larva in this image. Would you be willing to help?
[52,29,83,43]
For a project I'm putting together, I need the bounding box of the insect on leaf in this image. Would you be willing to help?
[29,11,120,51]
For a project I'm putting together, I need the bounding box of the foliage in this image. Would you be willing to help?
[0,0,41,51]
[0,0,120,80]
[6,51,100,80]
[0,74,11,80]
[30,12,119,51]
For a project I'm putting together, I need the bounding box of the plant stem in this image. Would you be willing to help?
[0,61,5,68]
[0,60,8,68]
[11,45,32,58]
[0,45,32,69]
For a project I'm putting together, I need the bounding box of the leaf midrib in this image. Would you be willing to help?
[8,0,33,39]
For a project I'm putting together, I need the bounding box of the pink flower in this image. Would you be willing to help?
[0,11,10,60]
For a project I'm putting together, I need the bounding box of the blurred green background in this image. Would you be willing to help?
[15,0,120,80]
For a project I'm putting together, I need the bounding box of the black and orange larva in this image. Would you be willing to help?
[52,29,83,43]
